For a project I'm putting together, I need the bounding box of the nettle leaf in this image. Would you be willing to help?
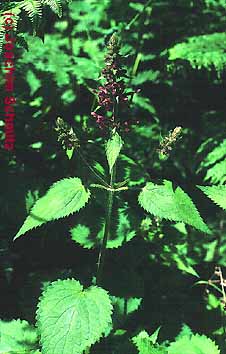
[106,132,123,173]
[14,178,90,240]
[198,185,226,210]
[175,323,193,340]
[138,180,210,233]
[132,330,167,354]
[0,319,39,353]
[36,279,113,354]
[168,333,220,354]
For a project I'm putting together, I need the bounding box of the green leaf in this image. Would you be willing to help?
[204,159,226,184]
[173,252,199,277]
[20,0,43,20]
[36,279,112,354]
[168,333,220,354]
[111,296,142,326]
[43,0,63,17]
[198,185,226,210]
[132,330,167,354]
[138,180,210,233]
[0,319,38,353]
[132,70,160,85]
[70,204,136,249]
[14,178,90,240]
[106,132,123,173]
[175,324,193,340]
[149,327,161,345]
[168,32,226,73]
[26,70,41,95]
[201,139,226,167]
[133,95,157,115]
[66,147,74,160]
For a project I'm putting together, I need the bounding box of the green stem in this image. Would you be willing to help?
[90,183,128,192]
[96,164,116,286]
[132,52,142,77]
[125,0,152,30]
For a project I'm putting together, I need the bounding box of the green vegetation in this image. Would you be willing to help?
[0,0,226,353]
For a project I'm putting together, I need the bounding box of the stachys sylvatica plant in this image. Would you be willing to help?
[9,33,224,354]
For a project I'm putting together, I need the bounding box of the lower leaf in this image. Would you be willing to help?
[36,279,113,354]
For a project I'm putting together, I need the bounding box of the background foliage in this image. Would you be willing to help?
[0,0,226,353]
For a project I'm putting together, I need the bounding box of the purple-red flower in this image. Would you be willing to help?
[91,33,139,132]
[91,112,106,129]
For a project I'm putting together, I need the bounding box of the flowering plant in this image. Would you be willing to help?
[12,34,220,354]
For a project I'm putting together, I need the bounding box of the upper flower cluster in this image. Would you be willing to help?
[91,33,133,132]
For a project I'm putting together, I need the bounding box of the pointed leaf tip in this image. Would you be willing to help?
[138,180,210,233]
[14,177,90,240]
[106,131,123,172]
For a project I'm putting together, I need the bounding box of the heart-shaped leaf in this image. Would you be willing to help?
[36,279,113,354]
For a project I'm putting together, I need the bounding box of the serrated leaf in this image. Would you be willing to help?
[36,279,112,354]
[132,330,167,354]
[138,180,210,233]
[175,323,193,340]
[198,185,226,210]
[168,333,220,354]
[14,178,90,240]
[106,132,123,173]
[0,319,38,353]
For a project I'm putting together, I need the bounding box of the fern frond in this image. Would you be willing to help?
[20,0,42,19]
[198,185,226,210]
[169,32,226,73]
[41,0,62,17]
[204,159,226,184]
[198,139,226,184]
[0,8,20,54]
[201,139,226,167]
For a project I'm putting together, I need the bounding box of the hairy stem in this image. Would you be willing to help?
[96,163,116,286]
